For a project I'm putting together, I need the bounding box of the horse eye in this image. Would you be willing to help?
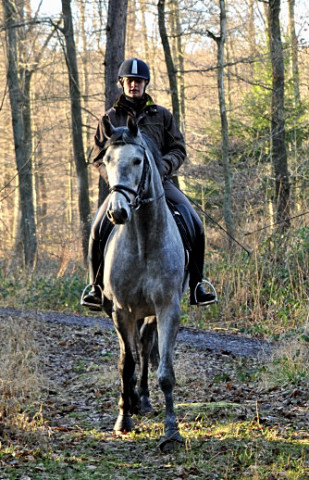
[133,157,142,166]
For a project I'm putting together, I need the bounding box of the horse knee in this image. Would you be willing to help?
[158,365,175,394]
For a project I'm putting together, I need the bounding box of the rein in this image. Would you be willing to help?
[107,138,164,210]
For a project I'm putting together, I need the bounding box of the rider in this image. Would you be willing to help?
[82,58,217,309]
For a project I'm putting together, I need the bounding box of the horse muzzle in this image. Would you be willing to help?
[107,195,132,225]
[107,207,130,224]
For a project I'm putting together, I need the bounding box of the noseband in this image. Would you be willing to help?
[107,136,164,211]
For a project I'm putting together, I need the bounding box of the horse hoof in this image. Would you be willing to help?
[158,431,184,452]
[140,396,154,415]
[114,414,135,433]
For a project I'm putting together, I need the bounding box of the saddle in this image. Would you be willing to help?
[167,201,195,254]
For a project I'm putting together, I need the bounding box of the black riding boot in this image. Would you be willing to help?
[82,207,114,311]
[189,231,217,306]
[81,236,104,311]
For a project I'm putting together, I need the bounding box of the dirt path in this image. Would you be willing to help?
[1,306,308,480]
[0,306,273,358]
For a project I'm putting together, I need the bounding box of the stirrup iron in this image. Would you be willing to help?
[80,283,103,310]
[194,279,217,306]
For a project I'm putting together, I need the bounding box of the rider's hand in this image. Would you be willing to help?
[162,156,173,177]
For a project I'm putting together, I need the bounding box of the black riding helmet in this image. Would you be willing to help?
[118,58,150,84]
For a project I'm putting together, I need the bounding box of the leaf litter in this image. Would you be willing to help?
[0,309,308,479]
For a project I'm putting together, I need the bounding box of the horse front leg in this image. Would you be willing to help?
[157,305,184,452]
[138,316,157,414]
[113,313,139,433]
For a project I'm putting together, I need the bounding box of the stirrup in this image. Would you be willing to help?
[193,279,218,306]
[80,283,103,310]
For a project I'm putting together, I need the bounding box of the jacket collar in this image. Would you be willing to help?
[114,93,157,116]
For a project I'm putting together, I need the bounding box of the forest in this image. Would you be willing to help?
[0,0,308,477]
[0,0,307,329]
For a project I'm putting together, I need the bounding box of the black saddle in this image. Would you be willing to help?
[167,201,195,253]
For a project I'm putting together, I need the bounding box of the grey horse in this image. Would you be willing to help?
[99,116,187,451]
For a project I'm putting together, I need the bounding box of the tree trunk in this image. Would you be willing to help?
[2,0,37,267]
[78,0,92,157]
[140,0,150,63]
[157,0,180,129]
[208,0,235,247]
[268,0,290,230]
[104,0,128,110]
[288,0,300,107]
[170,0,185,132]
[61,0,91,263]
[98,0,128,206]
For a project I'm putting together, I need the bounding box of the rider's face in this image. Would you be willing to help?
[122,77,147,99]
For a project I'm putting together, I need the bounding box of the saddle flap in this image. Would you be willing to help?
[167,201,195,252]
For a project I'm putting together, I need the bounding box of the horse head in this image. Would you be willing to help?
[102,116,152,225]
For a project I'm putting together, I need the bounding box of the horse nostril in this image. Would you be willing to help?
[107,209,114,222]
[120,208,128,220]
[115,208,129,224]
[107,207,129,224]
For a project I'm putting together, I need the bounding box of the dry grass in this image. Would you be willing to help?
[0,317,47,443]
[260,319,309,389]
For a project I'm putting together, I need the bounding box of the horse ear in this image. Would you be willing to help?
[102,115,115,138]
[127,116,138,137]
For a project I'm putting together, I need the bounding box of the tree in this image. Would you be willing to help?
[268,0,290,230]
[2,0,37,267]
[170,0,185,131]
[61,0,91,263]
[288,0,300,107]
[207,0,235,245]
[99,0,128,205]
[104,0,128,110]
[157,0,180,128]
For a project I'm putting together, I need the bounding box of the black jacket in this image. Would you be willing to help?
[92,94,186,177]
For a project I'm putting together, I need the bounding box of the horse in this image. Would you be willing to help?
[99,116,187,451]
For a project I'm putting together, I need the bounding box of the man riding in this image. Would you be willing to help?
[82,58,217,310]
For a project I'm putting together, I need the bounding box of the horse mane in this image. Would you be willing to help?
[140,133,163,177]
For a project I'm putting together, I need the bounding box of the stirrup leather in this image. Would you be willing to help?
[193,279,217,306]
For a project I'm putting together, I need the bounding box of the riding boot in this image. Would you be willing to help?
[82,236,104,311]
[82,206,115,310]
[189,231,217,306]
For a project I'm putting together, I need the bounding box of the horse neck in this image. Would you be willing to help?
[130,167,169,249]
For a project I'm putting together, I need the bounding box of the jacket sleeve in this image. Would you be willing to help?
[162,110,186,175]
[91,117,108,164]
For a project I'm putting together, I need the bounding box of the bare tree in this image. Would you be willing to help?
[98,0,128,205]
[268,0,290,230]
[170,0,185,131]
[61,0,91,263]
[207,0,234,245]
[2,0,45,267]
[157,0,180,128]
[104,0,128,110]
[288,0,300,107]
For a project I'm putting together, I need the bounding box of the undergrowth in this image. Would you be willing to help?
[184,226,309,337]
[0,226,308,337]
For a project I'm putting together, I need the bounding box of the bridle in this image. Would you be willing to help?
[106,135,164,211]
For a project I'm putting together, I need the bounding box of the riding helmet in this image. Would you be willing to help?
[118,58,150,82]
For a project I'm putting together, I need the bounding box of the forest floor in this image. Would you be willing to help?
[0,307,308,479]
